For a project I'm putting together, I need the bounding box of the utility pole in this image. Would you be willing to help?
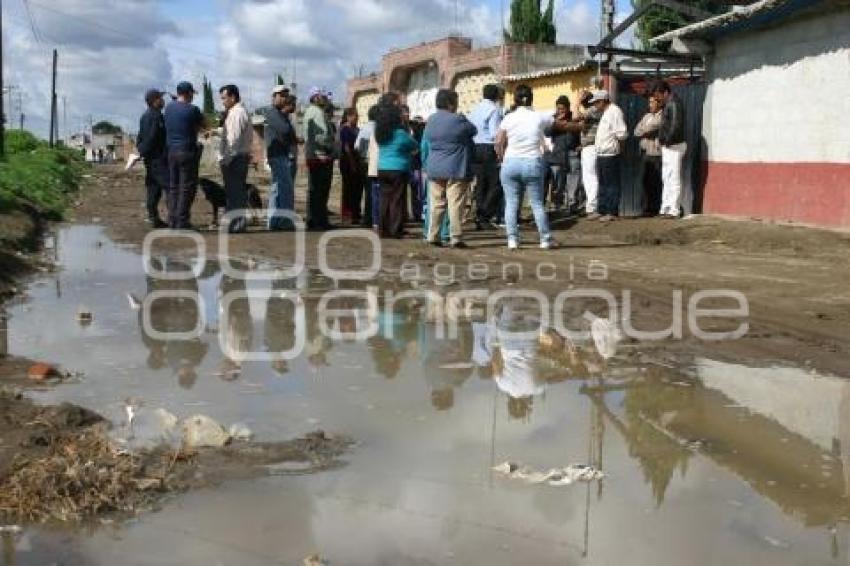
[49,49,57,147]
[0,0,6,159]
[599,0,615,85]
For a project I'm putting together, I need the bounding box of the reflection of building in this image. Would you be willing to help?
[589,359,850,527]
[346,36,589,117]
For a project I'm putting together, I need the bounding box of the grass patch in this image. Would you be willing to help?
[0,130,88,218]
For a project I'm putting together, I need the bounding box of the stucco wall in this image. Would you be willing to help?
[701,7,850,227]
[453,69,499,115]
[353,90,380,122]
[504,68,597,112]
[704,9,850,164]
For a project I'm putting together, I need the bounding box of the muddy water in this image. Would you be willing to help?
[1,225,849,565]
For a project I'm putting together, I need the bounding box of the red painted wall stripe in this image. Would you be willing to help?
[703,162,850,228]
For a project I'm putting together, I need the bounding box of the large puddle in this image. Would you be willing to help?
[1,225,849,565]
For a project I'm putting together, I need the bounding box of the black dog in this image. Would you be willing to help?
[198,178,263,227]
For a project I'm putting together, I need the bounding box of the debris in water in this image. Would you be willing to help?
[492,461,604,486]
[76,307,94,325]
[27,362,59,382]
[180,415,231,448]
[228,423,254,441]
[764,536,791,549]
[586,314,621,360]
[126,293,142,310]
[303,554,328,566]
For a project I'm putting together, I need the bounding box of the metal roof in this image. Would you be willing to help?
[501,61,594,82]
[651,0,824,43]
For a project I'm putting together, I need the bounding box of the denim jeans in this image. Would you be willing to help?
[597,155,621,216]
[167,149,199,229]
[500,157,551,244]
[268,155,295,230]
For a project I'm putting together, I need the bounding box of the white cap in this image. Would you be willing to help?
[588,90,610,104]
[272,85,289,95]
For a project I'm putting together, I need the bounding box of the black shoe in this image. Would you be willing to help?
[427,240,444,248]
[450,241,468,249]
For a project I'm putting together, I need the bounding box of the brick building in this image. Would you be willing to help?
[346,36,589,118]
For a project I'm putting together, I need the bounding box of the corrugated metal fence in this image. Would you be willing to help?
[616,80,707,216]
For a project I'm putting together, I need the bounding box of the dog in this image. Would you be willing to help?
[198,178,263,227]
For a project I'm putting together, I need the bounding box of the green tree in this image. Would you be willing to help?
[507,0,557,44]
[91,121,122,135]
[202,76,216,115]
[633,0,727,50]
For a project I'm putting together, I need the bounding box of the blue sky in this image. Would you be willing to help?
[3,0,637,137]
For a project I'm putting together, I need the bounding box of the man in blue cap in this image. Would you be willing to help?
[137,88,168,228]
[163,81,205,229]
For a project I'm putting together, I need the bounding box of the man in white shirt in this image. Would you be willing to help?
[219,84,254,233]
[589,90,627,222]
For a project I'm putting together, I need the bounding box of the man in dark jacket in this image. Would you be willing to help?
[137,89,168,228]
[423,89,477,249]
[262,86,299,230]
[653,81,687,218]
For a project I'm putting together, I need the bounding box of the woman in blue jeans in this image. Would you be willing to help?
[496,84,570,250]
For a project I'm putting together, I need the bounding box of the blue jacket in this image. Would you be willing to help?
[378,128,418,172]
[423,110,477,181]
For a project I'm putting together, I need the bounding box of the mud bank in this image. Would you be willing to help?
[0,389,350,525]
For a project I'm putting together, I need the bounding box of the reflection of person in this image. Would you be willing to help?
[417,315,473,411]
[264,276,300,375]
[218,268,253,379]
[490,303,545,421]
[138,258,209,389]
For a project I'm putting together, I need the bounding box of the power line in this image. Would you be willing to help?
[21,0,42,44]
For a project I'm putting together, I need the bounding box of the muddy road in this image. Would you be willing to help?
[0,164,849,565]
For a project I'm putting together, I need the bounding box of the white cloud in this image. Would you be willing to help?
[2,0,620,138]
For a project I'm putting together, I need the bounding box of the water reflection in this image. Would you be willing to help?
[4,225,850,565]
[139,257,209,389]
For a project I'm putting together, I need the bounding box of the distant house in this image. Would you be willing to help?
[655,0,850,228]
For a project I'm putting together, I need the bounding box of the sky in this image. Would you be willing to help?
[1,0,636,138]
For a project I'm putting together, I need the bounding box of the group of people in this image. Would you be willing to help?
[135,77,687,246]
[137,80,257,232]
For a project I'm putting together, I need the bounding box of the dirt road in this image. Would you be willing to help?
[71,164,850,377]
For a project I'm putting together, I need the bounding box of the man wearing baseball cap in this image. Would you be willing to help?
[136,88,168,228]
[163,81,205,229]
[304,87,336,230]
[261,85,298,230]
[589,89,627,222]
